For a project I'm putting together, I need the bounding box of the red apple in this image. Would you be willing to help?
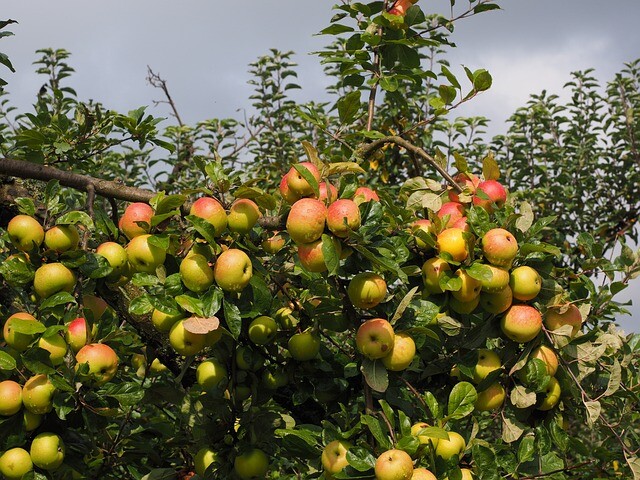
[374,449,414,480]
[381,332,416,371]
[213,248,253,292]
[318,182,338,204]
[544,303,583,337]
[353,186,379,204]
[286,198,327,244]
[285,161,321,197]
[119,202,154,240]
[356,318,395,360]
[448,172,480,203]
[473,180,507,212]
[262,232,286,254]
[298,238,341,273]
[75,343,119,385]
[279,176,301,205]
[190,197,227,236]
[0,380,22,416]
[501,305,542,343]
[437,202,465,228]
[482,228,518,268]
[326,199,361,238]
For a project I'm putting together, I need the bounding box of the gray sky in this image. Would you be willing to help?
[2,0,639,332]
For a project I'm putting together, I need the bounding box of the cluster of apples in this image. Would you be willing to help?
[0,432,65,479]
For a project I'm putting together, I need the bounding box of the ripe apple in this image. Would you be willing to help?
[509,266,542,301]
[0,380,22,416]
[449,295,480,315]
[411,468,437,480]
[410,422,439,449]
[66,317,90,353]
[38,334,68,365]
[537,376,561,411]
[213,248,253,292]
[30,432,65,470]
[321,439,351,479]
[126,234,166,273]
[460,468,475,480]
[22,374,56,414]
[347,272,387,309]
[530,345,558,376]
[501,305,542,343]
[96,241,128,281]
[23,410,43,432]
[448,172,480,203]
[285,161,321,197]
[374,449,414,480]
[194,447,218,477]
[190,196,227,236]
[381,332,416,371]
[33,262,76,298]
[286,198,327,244]
[248,316,278,345]
[44,224,80,252]
[411,219,434,251]
[298,237,342,273]
[151,309,185,333]
[227,198,261,234]
[473,349,501,384]
[233,448,269,480]
[478,264,510,293]
[7,214,44,251]
[473,180,507,212]
[318,181,338,204]
[326,199,361,238]
[76,343,119,385]
[437,202,465,228]
[435,431,465,461]
[482,228,518,267]
[262,232,286,254]
[196,358,227,390]
[288,330,321,361]
[451,269,481,302]
[353,186,379,204]
[544,304,583,337]
[452,216,469,231]
[0,447,33,480]
[475,382,506,411]
[119,202,154,240]
[180,253,214,293]
[169,319,207,356]
[422,258,451,295]
[3,312,42,352]
[82,295,109,320]
[478,285,513,314]
[355,318,395,360]
[273,306,298,330]
[279,176,301,205]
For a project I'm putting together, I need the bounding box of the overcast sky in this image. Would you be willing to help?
[2,0,639,332]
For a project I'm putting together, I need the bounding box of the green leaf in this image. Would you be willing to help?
[129,294,154,315]
[361,414,392,450]
[423,391,441,419]
[223,299,242,339]
[439,84,457,105]
[474,3,501,13]
[325,162,366,176]
[466,263,494,282]
[517,434,535,463]
[473,69,492,91]
[447,381,477,419]
[379,76,398,92]
[509,385,536,409]
[175,294,205,317]
[154,194,187,215]
[39,291,77,310]
[104,382,146,407]
[320,24,354,35]
[321,234,341,275]
[8,319,45,335]
[293,163,320,199]
[584,400,601,426]
[482,152,500,181]
[0,350,17,371]
[515,201,534,233]
[56,210,94,229]
[337,91,362,124]
[186,215,219,245]
[391,286,419,324]
[361,358,388,393]
[346,447,376,472]
[14,197,36,216]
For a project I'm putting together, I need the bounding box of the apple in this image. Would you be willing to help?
[33,262,76,298]
[44,224,80,252]
[227,198,261,234]
[422,258,451,294]
[126,234,166,273]
[286,198,327,244]
[482,228,518,267]
[66,317,90,353]
[475,382,506,411]
[248,316,278,345]
[274,306,298,330]
[478,285,513,314]
[213,248,253,292]
[23,410,43,432]
[411,468,437,480]
[83,295,109,320]
[169,319,207,356]
[537,376,561,411]
[3,312,42,352]
[347,272,387,309]
[381,332,416,371]
[501,305,542,343]
[530,345,558,376]
[354,186,379,204]
[119,202,154,240]
[0,380,22,416]
[544,304,583,337]
[460,468,475,480]
[437,202,465,228]
[194,447,218,477]
[279,176,301,205]
[235,346,264,371]
[473,349,501,383]
[435,431,465,461]
[452,216,469,231]
[150,358,168,374]
[410,422,439,449]
[38,334,68,365]
[473,180,507,212]
[151,309,185,333]
[262,367,288,389]
[96,241,128,281]
[478,264,510,293]
[180,253,214,293]
[7,214,44,251]
[233,448,269,480]
[355,318,395,360]
[288,330,321,361]
[190,196,227,236]
[321,440,351,479]
[411,219,434,251]
[22,374,56,414]
[298,237,342,273]
[196,358,227,390]
[30,432,65,470]
[448,172,480,203]
[374,449,414,480]
[318,181,338,204]
[326,199,361,237]
[451,269,481,302]
[76,343,119,385]
[0,447,33,480]
[285,161,321,197]
[449,295,480,315]
[509,266,542,301]
[262,232,286,254]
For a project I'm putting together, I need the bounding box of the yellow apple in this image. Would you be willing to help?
[374,449,414,480]
[321,440,351,479]
[356,318,395,360]
[347,272,387,309]
[381,332,416,371]
[475,382,506,411]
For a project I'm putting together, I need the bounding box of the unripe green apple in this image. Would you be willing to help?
[126,234,166,273]
[537,376,561,411]
[353,186,379,204]
[0,447,33,480]
[482,228,518,268]
[473,349,501,383]
[190,196,227,237]
[262,367,288,389]
[451,269,481,302]
[33,262,76,298]
[30,432,65,470]
[435,431,465,461]
[151,309,185,333]
[180,253,214,293]
[213,248,253,292]
[7,214,44,252]
[321,440,351,479]
[288,330,321,361]
[478,264,510,293]
[38,334,68,365]
[233,448,269,479]
[544,303,583,337]
[248,316,278,345]
[326,199,361,238]
[374,449,414,480]
[75,343,119,385]
[285,161,321,197]
[194,446,218,477]
[169,319,207,356]
[436,228,469,262]
[196,358,227,390]
[0,380,22,416]
[3,312,42,352]
[347,272,387,309]
[475,382,506,411]
[410,422,439,449]
[422,257,451,295]
[274,307,298,330]
[286,198,327,244]
[45,224,80,252]
[381,332,416,371]
[479,285,513,314]
[96,241,128,281]
[66,317,90,353]
[411,219,434,251]
[118,202,154,240]
[235,346,264,371]
[227,198,261,234]
[23,410,43,432]
[509,266,542,301]
[22,374,56,415]
[501,305,542,343]
[530,345,558,376]
[356,318,395,360]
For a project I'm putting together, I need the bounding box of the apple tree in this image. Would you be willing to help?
[0,3,639,480]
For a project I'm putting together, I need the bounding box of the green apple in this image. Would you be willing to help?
[422,258,451,295]
[435,431,466,461]
[75,343,119,385]
[537,376,561,411]
[66,317,90,353]
[30,432,65,470]
[213,248,253,293]
[45,224,80,252]
[286,198,327,244]
[410,422,439,449]
[481,228,518,267]
[436,227,469,262]
[509,266,542,301]
[501,305,542,343]
[544,303,583,337]
[326,199,361,238]
[285,161,321,197]
[118,202,154,240]
[7,214,44,252]
[38,333,68,365]
[473,349,501,383]
[126,234,166,273]
[374,449,414,480]
[248,316,278,345]
[22,374,56,414]
[196,359,227,390]
[169,319,206,356]
[180,253,214,293]
[0,447,33,480]
[411,468,437,480]
[233,448,269,479]
[355,318,395,360]
[194,446,218,477]
[475,382,506,411]
[190,196,227,237]
[96,241,128,281]
[262,367,288,389]
[530,345,558,376]
[451,269,482,302]
[321,440,351,479]
[479,285,513,314]
[0,380,22,416]
[347,272,387,309]
[274,307,298,330]
[235,346,264,371]
[151,309,185,333]
[3,312,43,352]
[381,332,416,371]
[288,330,321,361]
[23,410,43,432]
[449,295,480,315]
[33,262,76,298]
[411,219,434,251]
[478,264,510,293]
[227,198,261,234]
